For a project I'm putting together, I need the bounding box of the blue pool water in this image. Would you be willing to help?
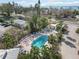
[32,35,48,48]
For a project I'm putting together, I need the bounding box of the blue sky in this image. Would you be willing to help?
[0,0,79,7]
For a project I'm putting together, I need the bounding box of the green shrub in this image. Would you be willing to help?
[62,25,68,34]
[2,33,15,49]
[48,15,52,19]
[18,53,30,59]
[0,18,5,23]
[76,28,79,34]
[56,21,63,32]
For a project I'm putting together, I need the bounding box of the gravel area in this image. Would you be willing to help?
[61,21,79,59]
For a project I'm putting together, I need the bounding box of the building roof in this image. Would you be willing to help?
[0,51,6,59]
[0,25,12,38]
[75,15,79,19]
[14,19,26,26]
[0,25,6,38]
[0,48,20,59]
[12,14,25,18]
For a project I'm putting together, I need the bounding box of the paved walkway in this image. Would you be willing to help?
[61,21,79,59]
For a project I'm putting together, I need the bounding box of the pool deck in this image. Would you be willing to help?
[19,33,43,52]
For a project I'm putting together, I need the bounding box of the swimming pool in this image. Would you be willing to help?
[32,35,48,48]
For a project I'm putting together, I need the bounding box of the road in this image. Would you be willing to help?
[61,21,79,59]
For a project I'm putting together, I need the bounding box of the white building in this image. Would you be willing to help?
[75,15,79,20]
[49,18,57,24]
[14,19,27,29]
[12,14,25,20]
[75,15,79,19]
[0,25,12,39]
[0,48,20,59]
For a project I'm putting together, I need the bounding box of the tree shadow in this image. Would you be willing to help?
[64,41,76,48]
[67,36,76,42]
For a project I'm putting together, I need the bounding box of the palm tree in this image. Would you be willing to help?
[37,17,48,31]
[30,15,38,32]
[56,21,63,32]
[56,32,63,43]
[41,45,61,59]
[48,34,57,45]
[30,47,41,59]
[35,0,41,18]
[48,34,62,59]
[41,46,52,59]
